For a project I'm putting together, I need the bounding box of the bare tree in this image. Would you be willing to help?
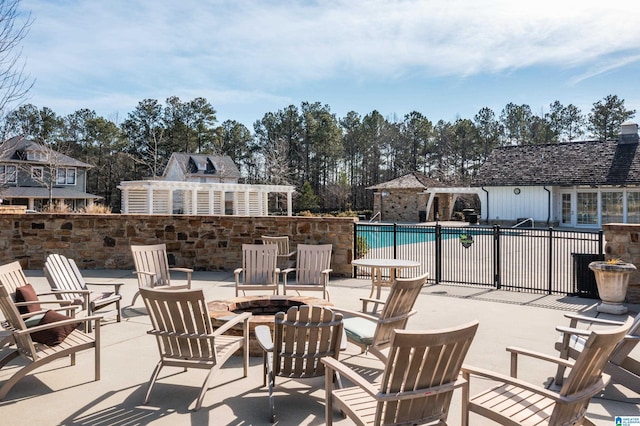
[0,0,33,120]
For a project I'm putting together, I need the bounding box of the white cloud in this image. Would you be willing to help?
[18,0,640,119]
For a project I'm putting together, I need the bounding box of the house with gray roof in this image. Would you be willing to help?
[472,121,640,228]
[367,172,455,222]
[161,153,241,183]
[119,152,294,216]
[0,136,101,211]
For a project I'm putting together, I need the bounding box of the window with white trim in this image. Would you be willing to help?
[0,165,17,183]
[56,167,76,185]
[31,166,43,179]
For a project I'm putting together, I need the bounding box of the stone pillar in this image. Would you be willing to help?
[602,223,640,303]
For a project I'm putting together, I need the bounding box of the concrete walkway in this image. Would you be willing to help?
[0,270,638,425]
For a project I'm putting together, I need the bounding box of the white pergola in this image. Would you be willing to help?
[424,187,485,220]
[118,180,296,216]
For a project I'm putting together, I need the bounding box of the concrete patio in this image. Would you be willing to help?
[1,270,638,425]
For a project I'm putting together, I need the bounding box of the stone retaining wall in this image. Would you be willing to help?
[602,223,640,303]
[0,214,357,276]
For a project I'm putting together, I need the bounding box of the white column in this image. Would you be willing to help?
[192,189,197,215]
[287,191,293,216]
[147,187,153,214]
[168,190,174,214]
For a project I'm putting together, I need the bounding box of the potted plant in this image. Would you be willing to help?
[589,259,637,314]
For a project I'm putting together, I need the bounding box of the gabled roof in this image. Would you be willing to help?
[473,140,640,187]
[367,172,443,190]
[163,153,241,180]
[0,136,93,168]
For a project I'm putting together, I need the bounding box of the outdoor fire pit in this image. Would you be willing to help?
[207,295,332,356]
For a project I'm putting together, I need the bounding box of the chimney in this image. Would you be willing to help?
[619,121,639,144]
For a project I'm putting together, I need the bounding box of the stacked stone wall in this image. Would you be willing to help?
[0,214,356,276]
[602,223,640,303]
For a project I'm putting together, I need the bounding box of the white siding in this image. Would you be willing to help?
[485,186,550,222]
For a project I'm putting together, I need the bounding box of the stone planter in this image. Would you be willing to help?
[589,261,637,314]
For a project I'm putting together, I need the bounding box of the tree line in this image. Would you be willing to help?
[0,94,635,213]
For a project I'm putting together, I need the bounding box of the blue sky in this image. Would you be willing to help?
[18,0,640,130]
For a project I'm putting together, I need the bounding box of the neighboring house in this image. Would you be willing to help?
[472,122,640,228]
[367,172,456,222]
[161,153,241,183]
[0,136,100,211]
[119,152,295,216]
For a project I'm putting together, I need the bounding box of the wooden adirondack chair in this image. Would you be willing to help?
[336,273,427,360]
[323,321,479,426]
[139,287,250,411]
[282,243,332,300]
[261,235,296,270]
[130,243,193,305]
[554,311,640,396]
[255,305,344,423]
[44,253,123,332]
[0,261,75,346]
[234,244,279,296]
[0,283,101,400]
[461,317,633,426]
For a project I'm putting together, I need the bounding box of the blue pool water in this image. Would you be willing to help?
[357,226,499,248]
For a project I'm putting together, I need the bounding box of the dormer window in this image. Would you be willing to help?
[188,157,198,173]
[27,150,46,161]
[205,159,216,174]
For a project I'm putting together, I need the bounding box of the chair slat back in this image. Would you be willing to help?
[241,244,278,286]
[44,254,86,301]
[609,312,640,364]
[140,287,216,362]
[295,244,332,285]
[0,284,37,359]
[273,305,343,379]
[553,318,632,424]
[261,236,290,257]
[0,261,30,301]
[373,273,428,350]
[377,322,478,425]
[131,244,172,287]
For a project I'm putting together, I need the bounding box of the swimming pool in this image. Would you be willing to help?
[356,225,505,248]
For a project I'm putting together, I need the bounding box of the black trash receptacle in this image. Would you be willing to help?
[572,253,604,298]
[468,213,478,224]
[462,208,474,221]
[418,210,427,222]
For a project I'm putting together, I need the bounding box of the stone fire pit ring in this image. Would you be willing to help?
[207,295,333,356]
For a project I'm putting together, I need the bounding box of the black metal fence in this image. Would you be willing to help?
[353,223,604,296]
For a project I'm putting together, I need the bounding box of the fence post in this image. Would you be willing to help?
[435,224,442,283]
[548,227,554,295]
[494,225,501,289]
[393,223,397,259]
[598,229,604,255]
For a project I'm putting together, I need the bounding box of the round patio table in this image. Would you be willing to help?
[351,258,421,299]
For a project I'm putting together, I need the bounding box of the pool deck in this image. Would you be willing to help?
[0,269,639,425]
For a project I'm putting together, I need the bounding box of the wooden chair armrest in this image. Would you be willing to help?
[51,289,91,295]
[378,310,416,324]
[321,268,332,275]
[255,325,273,352]
[462,364,573,401]
[16,299,75,306]
[15,315,102,335]
[506,346,575,378]
[564,313,625,327]
[556,326,592,338]
[284,250,297,257]
[322,357,379,397]
[330,306,379,322]
[213,312,251,336]
[233,268,243,276]
[134,270,155,277]
[86,281,124,294]
[360,296,386,312]
[169,267,193,273]
[281,267,296,275]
